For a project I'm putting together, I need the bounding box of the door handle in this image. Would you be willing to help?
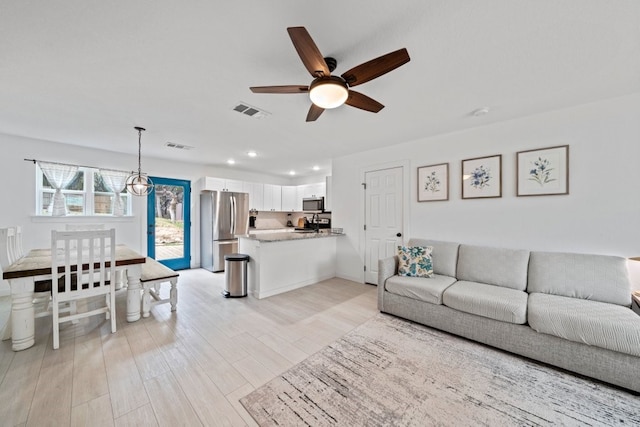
[396,233,402,237]
[231,196,236,234]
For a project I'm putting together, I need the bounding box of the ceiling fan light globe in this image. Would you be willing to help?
[309,77,348,109]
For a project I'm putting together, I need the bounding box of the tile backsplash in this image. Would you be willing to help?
[253,211,330,230]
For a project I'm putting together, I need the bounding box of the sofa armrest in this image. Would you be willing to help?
[378,256,399,311]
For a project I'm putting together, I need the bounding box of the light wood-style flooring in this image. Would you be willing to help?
[0,269,378,426]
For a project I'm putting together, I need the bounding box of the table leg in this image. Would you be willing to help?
[115,270,124,290]
[169,278,178,312]
[141,283,151,318]
[8,278,35,351]
[125,265,142,322]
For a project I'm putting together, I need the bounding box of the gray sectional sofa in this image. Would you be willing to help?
[378,238,640,393]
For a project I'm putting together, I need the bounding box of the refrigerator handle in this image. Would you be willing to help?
[230,196,236,235]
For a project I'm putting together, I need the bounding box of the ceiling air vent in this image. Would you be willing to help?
[165,142,194,150]
[233,102,270,119]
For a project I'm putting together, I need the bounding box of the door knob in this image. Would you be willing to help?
[396,233,402,237]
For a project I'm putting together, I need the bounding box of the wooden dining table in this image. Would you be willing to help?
[2,245,146,351]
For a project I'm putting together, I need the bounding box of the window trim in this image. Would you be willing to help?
[35,166,132,217]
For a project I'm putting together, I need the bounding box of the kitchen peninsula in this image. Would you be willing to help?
[238,231,344,299]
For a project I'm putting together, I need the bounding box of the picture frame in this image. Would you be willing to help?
[516,145,569,196]
[461,154,502,199]
[417,163,449,202]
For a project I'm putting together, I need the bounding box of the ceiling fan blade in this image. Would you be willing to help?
[306,104,325,122]
[250,85,309,94]
[345,90,384,113]
[287,27,330,77]
[341,48,410,87]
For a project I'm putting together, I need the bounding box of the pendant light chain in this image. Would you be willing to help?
[136,127,144,175]
[126,126,154,196]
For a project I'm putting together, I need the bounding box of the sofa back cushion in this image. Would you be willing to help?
[408,239,459,277]
[456,244,530,291]
[528,251,631,306]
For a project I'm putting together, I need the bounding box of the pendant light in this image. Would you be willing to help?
[126,126,154,196]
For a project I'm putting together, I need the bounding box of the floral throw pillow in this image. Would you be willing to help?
[397,246,433,277]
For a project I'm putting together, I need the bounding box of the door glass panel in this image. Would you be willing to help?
[153,184,185,261]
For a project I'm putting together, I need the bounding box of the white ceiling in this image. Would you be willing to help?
[1,1,639,178]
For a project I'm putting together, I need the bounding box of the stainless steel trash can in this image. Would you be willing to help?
[223,253,249,297]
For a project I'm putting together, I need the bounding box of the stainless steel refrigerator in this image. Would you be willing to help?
[200,190,249,272]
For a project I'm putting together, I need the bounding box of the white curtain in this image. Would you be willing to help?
[99,169,129,216]
[38,162,79,216]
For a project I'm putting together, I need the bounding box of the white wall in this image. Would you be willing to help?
[3,93,640,295]
[332,93,640,287]
[0,134,292,294]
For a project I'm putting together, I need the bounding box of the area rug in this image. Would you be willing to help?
[240,314,640,426]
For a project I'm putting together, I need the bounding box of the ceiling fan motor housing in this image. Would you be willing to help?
[324,57,337,73]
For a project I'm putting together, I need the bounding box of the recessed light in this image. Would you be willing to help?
[227,159,235,165]
[289,170,296,176]
[312,165,320,171]
[247,151,257,157]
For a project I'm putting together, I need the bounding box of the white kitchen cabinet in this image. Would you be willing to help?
[201,177,245,192]
[281,186,298,211]
[201,177,225,191]
[263,184,282,211]
[298,182,326,199]
[325,176,332,211]
[225,179,244,192]
[243,181,264,211]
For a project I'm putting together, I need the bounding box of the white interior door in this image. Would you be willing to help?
[364,167,403,284]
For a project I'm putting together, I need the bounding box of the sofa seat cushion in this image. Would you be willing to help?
[528,293,640,357]
[385,274,457,305]
[443,281,528,324]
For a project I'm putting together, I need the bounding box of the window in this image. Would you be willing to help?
[36,166,131,216]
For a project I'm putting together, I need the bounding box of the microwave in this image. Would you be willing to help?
[302,197,324,212]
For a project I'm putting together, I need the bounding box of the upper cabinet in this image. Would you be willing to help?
[199,176,328,212]
[281,186,298,212]
[298,182,326,198]
[243,181,264,211]
[225,179,244,192]
[201,177,225,191]
[263,184,282,211]
[202,177,244,192]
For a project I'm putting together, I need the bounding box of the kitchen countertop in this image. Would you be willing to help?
[239,230,344,242]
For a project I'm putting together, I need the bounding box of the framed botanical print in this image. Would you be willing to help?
[517,145,569,196]
[418,163,449,202]
[461,154,502,199]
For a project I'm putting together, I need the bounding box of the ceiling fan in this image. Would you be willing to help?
[250,26,410,122]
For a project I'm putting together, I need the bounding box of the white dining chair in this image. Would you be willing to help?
[0,228,16,340]
[65,224,106,231]
[3,227,17,266]
[51,228,117,349]
[13,226,24,259]
[64,224,125,288]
